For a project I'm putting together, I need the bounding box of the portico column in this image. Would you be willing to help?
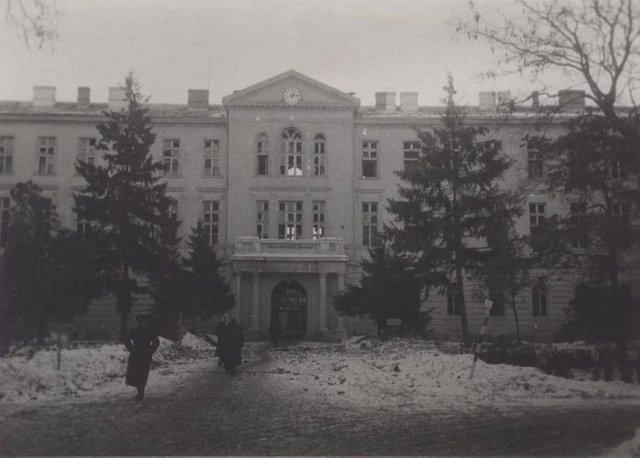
[336,274,347,335]
[235,272,242,322]
[318,272,329,333]
[250,272,260,332]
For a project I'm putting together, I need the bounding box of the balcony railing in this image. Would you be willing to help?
[232,236,347,259]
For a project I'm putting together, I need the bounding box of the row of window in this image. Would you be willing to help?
[447,281,549,317]
[526,149,627,180]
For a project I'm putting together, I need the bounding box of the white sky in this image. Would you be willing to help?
[0,0,576,107]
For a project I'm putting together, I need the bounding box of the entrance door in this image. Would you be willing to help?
[271,280,307,339]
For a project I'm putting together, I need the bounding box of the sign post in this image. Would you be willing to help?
[386,318,402,339]
[469,299,493,380]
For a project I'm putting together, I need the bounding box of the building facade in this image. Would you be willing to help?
[1,70,633,341]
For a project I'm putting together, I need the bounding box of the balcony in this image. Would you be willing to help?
[231,236,348,261]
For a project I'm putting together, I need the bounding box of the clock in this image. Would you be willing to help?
[283,87,302,105]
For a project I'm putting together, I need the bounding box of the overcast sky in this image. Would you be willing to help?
[0,0,575,107]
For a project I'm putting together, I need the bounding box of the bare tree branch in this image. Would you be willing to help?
[3,0,58,49]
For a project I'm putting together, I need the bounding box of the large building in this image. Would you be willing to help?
[0,70,634,341]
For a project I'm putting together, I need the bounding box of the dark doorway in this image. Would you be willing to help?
[271,280,307,339]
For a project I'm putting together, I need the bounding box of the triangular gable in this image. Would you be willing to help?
[222,69,360,108]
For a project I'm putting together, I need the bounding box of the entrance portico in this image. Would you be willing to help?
[231,236,348,340]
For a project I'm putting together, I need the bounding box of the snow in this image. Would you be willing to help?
[605,428,640,458]
[1,334,639,454]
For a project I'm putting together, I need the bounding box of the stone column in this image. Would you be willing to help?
[250,272,260,333]
[317,272,329,337]
[235,272,242,323]
[336,273,348,337]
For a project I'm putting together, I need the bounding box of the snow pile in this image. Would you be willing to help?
[604,428,640,457]
[0,333,236,403]
[266,338,640,411]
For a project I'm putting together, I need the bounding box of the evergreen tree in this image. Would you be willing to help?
[525,114,639,361]
[74,73,175,339]
[182,221,235,333]
[386,76,521,344]
[334,243,427,336]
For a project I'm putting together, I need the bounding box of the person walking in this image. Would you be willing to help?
[124,315,160,401]
[214,313,229,367]
[267,314,283,347]
[220,317,243,375]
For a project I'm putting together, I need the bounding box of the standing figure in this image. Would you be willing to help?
[214,313,230,367]
[124,315,160,401]
[267,314,283,347]
[220,318,244,375]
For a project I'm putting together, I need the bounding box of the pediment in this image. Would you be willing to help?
[222,70,360,109]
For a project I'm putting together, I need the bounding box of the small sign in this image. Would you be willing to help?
[387,318,402,326]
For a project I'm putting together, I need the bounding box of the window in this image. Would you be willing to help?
[203,200,219,246]
[0,137,14,174]
[527,150,543,180]
[75,211,91,236]
[362,141,378,178]
[280,128,303,176]
[532,281,548,317]
[168,201,178,222]
[610,160,627,179]
[162,139,180,176]
[312,201,325,239]
[78,137,97,166]
[313,134,325,177]
[403,141,421,174]
[37,137,56,175]
[570,202,588,248]
[489,291,505,316]
[256,200,269,239]
[0,197,9,247]
[278,201,303,239]
[257,134,269,176]
[612,201,629,223]
[447,283,462,316]
[203,139,220,177]
[529,202,546,235]
[362,201,378,247]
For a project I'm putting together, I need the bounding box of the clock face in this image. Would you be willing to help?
[283,87,302,105]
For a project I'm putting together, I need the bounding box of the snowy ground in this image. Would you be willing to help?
[1,334,639,456]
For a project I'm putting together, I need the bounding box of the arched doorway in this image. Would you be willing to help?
[271,280,307,339]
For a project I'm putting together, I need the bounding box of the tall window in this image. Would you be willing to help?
[489,291,505,316]
[312,201,325,239]
[257,134,269,176]
[362,201,378,247]
[37,137,56,175]
[532,280,548,317]
[0,136,14,174]
[75,210,91,236]
[610,160,627,179]
[313,134,326,177]
[280,128,303,176]
[278,201,303,239]
[78,137,97,167]
[162,139,181,176]
[612,201,629,222]
[0,197,9,247]
[527,150,543,180]
[570,201,588,248]
[203,139,220,177]
[447,283,461,316]
[403,140,421,174]
[529,202,546,236]
[362,141,378,178]
[203,200,219,246]
[256,200,269,239]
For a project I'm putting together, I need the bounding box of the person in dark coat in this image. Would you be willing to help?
[124,315,160,400]
[214,313,229,367]
[267,314,283,347]
[220,317,243,375]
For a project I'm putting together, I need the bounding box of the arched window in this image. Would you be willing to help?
[532,280,548,317]
[257,133,269,176]
[280,128,303,176]
[313,134,325,176]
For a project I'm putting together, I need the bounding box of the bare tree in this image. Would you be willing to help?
[3,0,58,49]
[459,0,640,131]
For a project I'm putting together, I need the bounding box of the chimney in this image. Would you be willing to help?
[558,90,585,112]
[33,86,56,107]
[77,87,91,108]
[375,92,396,112]
[400,92,418,113]
[108,87,127,111]
[531,91,540,109]
[497,90,511,106]
[479,91,496,111]
[188,89,209,109]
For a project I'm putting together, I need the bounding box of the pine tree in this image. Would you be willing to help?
[74,73,175,339]
[182,221,235,333]
[386,76,521,344]
[333,243,427,336]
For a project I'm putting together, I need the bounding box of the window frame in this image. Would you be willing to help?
[257,133,269,176]
[361,140,378,178]
[256,200,269,239]
[0,136,14,175]
[529,202,546,235]
[313,134,326,177]
[278,200,303,239]
[312,200,325,239]
[362,201,379,247]
[403,140,421,175]
[570,201,589,249]
[527,149,544,180]
[202,200,219,246]
[36,136,56,175]
[162,138,181,177]
[203,138,221,177]
[280,128,303,177]
[532,281,548,317]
